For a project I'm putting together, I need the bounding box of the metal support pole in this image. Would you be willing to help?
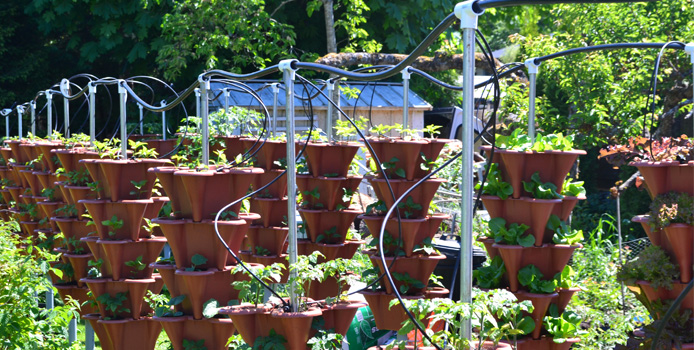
[61,79,70,138]
[279,59,299,313]
[4,114,7,139]
[46,287,54,309]
[85,321,95,350]
[326,81,335,141]
[117,81,128,159]
[68,318,76,343]
[455,0,482,340]
[161,101,167,141]
[30,101,36,136]
[223,88,231,136]
[616,192,626,312]
[46,91,53,139]
[16,106,23,140]
[89,83,96,146]
[525,59,540,141]
[686,44,694,137]
[271,83,279,137]
[199,79,210,166]
[138,104,144,135]
[402,67,411,132]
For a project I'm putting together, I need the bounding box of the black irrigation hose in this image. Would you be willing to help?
[650,278,694,349]
[476,0,657,9]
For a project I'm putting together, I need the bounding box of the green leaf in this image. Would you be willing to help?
[202,298,219,318]
[517,234,536,248]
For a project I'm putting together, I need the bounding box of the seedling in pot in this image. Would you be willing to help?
[301,187,322,208]
[473,256,506,289]
[129,180,149,199]
[543,304,586,343]
[125,255,147,277]
[412,237,439,256]
[66,236,86,254]
[307,329,343,350]
[87,259,103,279]
[397,196,422,219]
[128,139,159,159]
[616,245,679,290]
[96,292,130,320]
[87,181,102,194]
[392,271,425,295]
[380,157,406,179]
[561,177,586,197]
[101,215,124,238]
[151,294,186,317]
[365,200,387,216]
[52,261,74,284]
[41,187,59,202]
[141,218,159,236]
[488,217,533,247]
[316,226,340,244]
[232,263,284,306]
[253,329,287,350]
[185,254,208,272]
[66,168,90,186]
[475,163,513,199]
[522,172,562,199]
[255,246,272,257]
[216,209,238,220]
[518,264,557,294]
[547,215,583,246]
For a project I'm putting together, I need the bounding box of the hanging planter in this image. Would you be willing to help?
[63,252,95,287]
[254,169,287,199]
[82,277,161,319]
[53,148,99,175]
[248,197,287,227]
[141,196,169,237]
[155,315,236,350]
[635,280,694,314]
[300,208,362,244]
[662,224,693,283]
[369,252,446,295]
[296,175,362,211]
[150,263,193,314]
[216,135,246,161]
[361,214,446,257]
[52,217,92,253]
[513,290,559,339]
[482,196,561,246]
[175,266,254,319]
[34,171,63,200]
[84,158,172,201]
[148,166,190,214]
[97,237,167,280]
[361,290,423,331]
[98,317,162,350]
[5,139,31,164]
[143,139,178,158]
[317,298,368,336]
[297,239,364,263]
[494,243,580,292]
[631,161,694,198]
[35,140,64,173]
[632,215,674,257]
[366,137,428,181]
[19,169,44,196]
[240,138,297,171]
[369,177,446,219]
[80,199,152,241]
[81,236,114,277]
[246,225,289,256]
[301,141,361,178]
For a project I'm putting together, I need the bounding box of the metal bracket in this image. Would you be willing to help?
[279,59,298,80]
[401,67,411,80]
[88,82,96,94]
[271,83,280,93]
[454,0,484,29]
[60,79,70,96]
[117,80,127,95]
[524,58,541,74]
[45,90,53,101]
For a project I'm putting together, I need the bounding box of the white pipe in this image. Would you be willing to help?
[30,101,36,136]
[118,80,128,159]
[161,101,167,141]
[224,88,230,136]
[525,58,540,141]
[327,81,335,141]
[62,80,70,138]
[402,67,411,133]
[16,106,23,140]
[199,79,210,165]
[89,83,96,145]
[271,83,279,137]
[46,91,53,140]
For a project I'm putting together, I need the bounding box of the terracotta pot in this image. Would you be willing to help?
[18,142,42,167]
[631,161,694,198]
[246,226,289,256]
[155,315,236,350]
[9,208,30,224]
[63,252,95,287]
[361,290,423,331]
[34,171,63,200]
[19,169,44,195]
[154,216,256,270]
[141,196,169,237]
[361,215,427,257]
[48,260,75,285]
[65,185,97,217]
[550,196,584,222]
[494,243,581,292]
[301,141,361,178]
[254,169,287,199]
[413,139,451,179]
[151,263,192,314]
[219,304,271,346]
[249,197,287,227]
[0,205,11,221]
[98,317,162,350]
[662,224,694,283]
[366,138,428,180]
[82,236,114,278]
[86,158,172,201]
[554,287,580,314]
[216,135,246,161]
[241,139,295,171]
[369,253,446,295]
[55,182,74,207]
[82,313,114,350]
[636,280,694,314]
[297,239,364,263]
[5,139,31,164]
[53,284,98,316]
[632,215,675,258]
[19,221,42,241]
[296,175,363,211]
[52,217,93,253]
[0,148,12,165]
[174,167,262,222]
[319,299,368,336]
[53,148,99,174]
[35,141,64,173]
[144,139,178,158]
[0,168,19,187]
[478,237,500,260]
[300,208,362,244]
[82,278,158,319]
[493,148,585,199]
[509,336,580,350]
[80,159,109,199]
[175,266,255,319]
[369,177,446,219]
[98,237,166,280]
[11,164,30,188]
[80,199,152,241]
[149,166,190,215]
[482,196,562,246]
[513,290,558,339]
[265,306,323,350]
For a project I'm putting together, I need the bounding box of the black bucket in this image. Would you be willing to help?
[432,235,487,301]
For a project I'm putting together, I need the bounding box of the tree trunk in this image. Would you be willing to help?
[322,0,337,54]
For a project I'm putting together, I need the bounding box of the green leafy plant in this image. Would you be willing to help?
[488,217,533,247]
[185,254,208,272]
[518,264,558,294]
[232,263,283,306]
[648,192,694,230]
[561,177,586,197]
[301,187,322,208]
[473,256,506,289]
[307,329,343,350]
[392,271,426,295]
[522,172,562,199]
[152,294,186,317]
[369,124,397,138]
[101,215,124,237]
[41,187,59,202]
[96,292,131,320]
[182,339,207,350]
[55,204,77,217]
[254,246,272,257]
[616,245,679,290]
[364,200,387,216]
[381,156,406,179]
[334,116,368,140]
[129,180,149,199]
[543,304,586,343]
[475,163,513,199]
[546,215,584,246]
[124,255,147,276]
[553,265,578,290]
[496,129,575,151]
[87,259,103,279]
[128,139,159,159]
[396,195,422,219]
[316,226,340,244]
[252,329,286,350]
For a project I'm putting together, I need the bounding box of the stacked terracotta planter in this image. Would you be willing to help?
[150,164,260,350]
[359,137,450,332]
[480,146,585,349]
[629,160,694,316]
[73,156,171,350]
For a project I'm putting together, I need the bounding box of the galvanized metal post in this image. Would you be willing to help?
[30,101,36,136]
[455,0,483,340]
[117,81,128,159]
[138,103,144,135]
[525,59,540,142]
[89,83,96,146]
[16,106,23,140]
[271,83,279,137]
[686,44,694,137]
[199,78,210,166]
[68,318,76,343]
[46,287,54,309]
[279,59,299,313]
[402,67,411,132]
[161,101,167,141]
[46,91,53,139]
[85,321,95,350]
[62,80,70,138]
[326,81,335,141]
[223,88,231,136]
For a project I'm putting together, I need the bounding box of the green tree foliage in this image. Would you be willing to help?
[156,0,296,81]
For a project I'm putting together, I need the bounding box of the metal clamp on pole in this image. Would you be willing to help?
[161,100,167,141]
[89,82,97,145]
[198,76,211,166]
[278,58,299,313]
[46,91,53,140]
[117,80,128,159]
[271,83,279,137]
[402,67,412,133]
[30,101,36,136]
[454,0,484,341]
[525,58,541,141]
[60,79,70,138]
[16,106,24,140]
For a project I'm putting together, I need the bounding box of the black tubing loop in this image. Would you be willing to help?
[477,0,657,9]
